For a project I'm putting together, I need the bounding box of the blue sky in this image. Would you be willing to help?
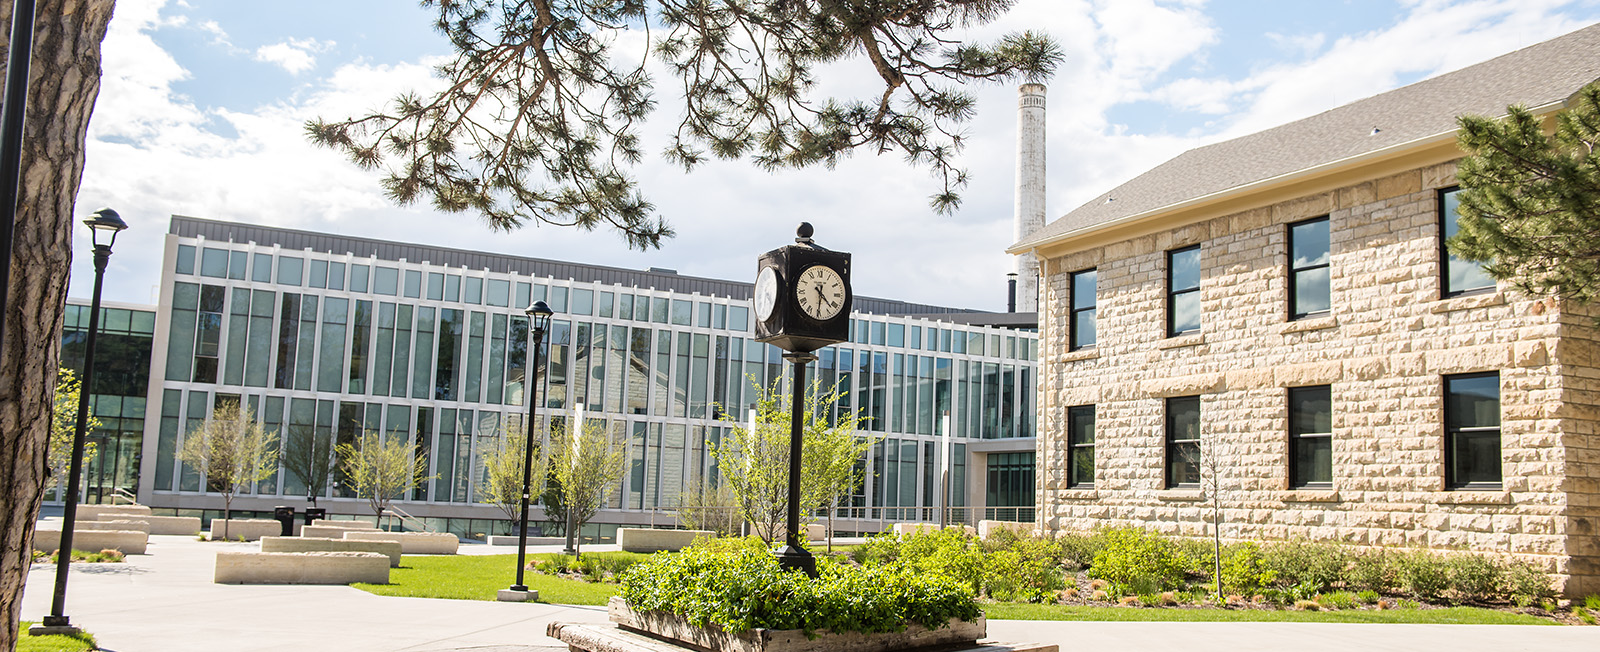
[72,0,1600,311]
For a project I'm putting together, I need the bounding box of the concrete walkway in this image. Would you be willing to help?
[19,535,1600,652]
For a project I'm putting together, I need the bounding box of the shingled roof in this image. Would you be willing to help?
[1013,22,1600,252]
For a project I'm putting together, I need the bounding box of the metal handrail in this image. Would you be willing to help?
[382,505,435,533]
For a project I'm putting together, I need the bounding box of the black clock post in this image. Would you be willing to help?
[753,223,852,577]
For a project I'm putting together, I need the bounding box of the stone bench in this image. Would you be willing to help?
[486,535,567,546]
[213,551,389,584]
[300,524,380,539]
[261,536,403,568]
[343,531,459,554]
[76,519,151,534]
[978,520,1038,540]
[617,528,716,553]
[891,522,976,537]
[208,519,286,541]
[32,528,148,555]
[144,515,204,536]
[75,504,151,521]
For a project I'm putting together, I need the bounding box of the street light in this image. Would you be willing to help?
[503,300,552,601]
[36,208,127,635]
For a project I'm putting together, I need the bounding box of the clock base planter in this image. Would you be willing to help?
[582,596,991,652]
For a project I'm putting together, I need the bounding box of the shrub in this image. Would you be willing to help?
[1055,531,1103,570]
[860,528,986,595]
[981,539,1064,602]
[1355,589,1380,604]
[1087,527,1185,594]
[1261,540,1348,593]
[620,537,978,634]
[1346,549,1394,593]
[1501,558,1554,606]
[1443,553,1501,603]
[1319,591,1358,610]
[1218,542,1276,594]
[1395,550,1450,602]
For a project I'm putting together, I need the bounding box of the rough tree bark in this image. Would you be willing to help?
[0,1,114,649]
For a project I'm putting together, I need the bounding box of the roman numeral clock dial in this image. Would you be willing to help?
[796,265,845,321]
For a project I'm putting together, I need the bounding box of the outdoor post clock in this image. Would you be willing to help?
[753,222,852,578]
[753,222,852,352]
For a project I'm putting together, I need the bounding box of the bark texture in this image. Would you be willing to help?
[0,1,113,648]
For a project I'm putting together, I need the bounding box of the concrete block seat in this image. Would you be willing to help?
[891,523,977,537]
[978,520,1038,540]
[144,515,204,536]
[208,519,285,542]
[300,524,380,539]
[261,536,403,567]
[342,530,459,554]
[617,528,716,553]
[485,535,566,546]
[32,528,148,555]
[74,504,152,521]
[76,519,151,534]
[213,551,390,585]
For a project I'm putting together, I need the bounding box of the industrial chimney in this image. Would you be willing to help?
[1013,83,1046,313]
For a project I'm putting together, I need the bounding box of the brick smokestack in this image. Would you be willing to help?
[1014,83,1046,313]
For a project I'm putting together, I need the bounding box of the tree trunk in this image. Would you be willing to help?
[222,495,232,540]
[0,1,114,649]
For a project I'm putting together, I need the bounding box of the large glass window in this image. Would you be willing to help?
[1445,372,1501,488]
[1070,269,1096,350]
[1165,396,1200,488]
[1288,385,1332,488]
[1290,217,1331,319]
[1440,188,1495,297]
[1167,246,1201,336]
[1067,405,1094,488]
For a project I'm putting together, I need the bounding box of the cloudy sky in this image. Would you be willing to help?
[70,0,1600,312]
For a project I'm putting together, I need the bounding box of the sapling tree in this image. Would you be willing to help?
[478,421,550,523]
[281,424,336,507]
[46,368,99,491]
[176,404,280,540]
[550,417,628,557]
[337,430,434,524]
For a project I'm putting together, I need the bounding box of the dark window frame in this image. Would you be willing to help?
[1164,396,1200,489]
[1288,385,1333,489]
[1067,405,1095,488]
[1439,187,1495,298]
[1069,269,1097,351]
[1167,245,1201,337]
[1444,371,1502,490]
[1288,216,1331,320]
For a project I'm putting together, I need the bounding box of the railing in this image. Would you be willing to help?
[382,505,435,533]
[110,488,139,506]
[627,503,1037,535]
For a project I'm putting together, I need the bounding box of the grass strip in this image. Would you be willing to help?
[982,603,1556,625]
[18,622,97,652]
[352,554,620,605]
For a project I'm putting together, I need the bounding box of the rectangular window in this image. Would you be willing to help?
[251,253,272,282]
[488,279,512,307]
[1070,269,1096,350]
[309,259,329,289]
[1445,372,1501,489]
[1288,385,1332,488]
[348,300,372,394]
[200,248,228,278]
[1067,405,1094,487]
[176,245,196,275]
[1290,217,1331,319]
[403,270,422,299]
[349,264,369,292]
[1167,246,1201,336]
[278,256,304,287]
[1165,396,1200,488]
[373,267,399,295]
[1440,188,1495,297]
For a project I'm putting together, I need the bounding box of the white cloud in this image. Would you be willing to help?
[254,38,334,75]
[1265,31,1326,58]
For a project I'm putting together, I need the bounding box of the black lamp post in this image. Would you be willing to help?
[37,208,127,635]
[506,300,552,598]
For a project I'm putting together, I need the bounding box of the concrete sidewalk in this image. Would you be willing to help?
[19,535,1600,652]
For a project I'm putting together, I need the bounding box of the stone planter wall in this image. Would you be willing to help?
[261,536,403,567]
[213,551,389,584]
[605,597,984,652]
[32,529,148,555]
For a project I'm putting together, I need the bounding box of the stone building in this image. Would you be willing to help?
[1010,24,1600,595]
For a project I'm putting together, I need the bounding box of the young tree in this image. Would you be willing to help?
[1181,433,1228,602]
[674,481,742,537]
[338,431,434,524]
[307,1,1061,249]
[175,404,280,541]
[549,418,627,557]
[46,367,99,490]
[0,2,118,646]
[281,424,336,507]
[1453,81,1600,304]
[478,422,549,524]
[710,379,872,544]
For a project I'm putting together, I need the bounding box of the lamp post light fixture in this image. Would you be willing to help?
[34,208,128,636]
[501,300,553,601]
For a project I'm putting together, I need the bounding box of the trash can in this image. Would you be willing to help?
[272,506,295,536]
[304,507,326,526]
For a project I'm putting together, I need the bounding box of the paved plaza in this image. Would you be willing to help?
[16,534,1600,651]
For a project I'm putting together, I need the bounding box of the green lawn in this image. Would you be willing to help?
[982,603,1556,625]
[352,554,621,605]
[18,623,97,652]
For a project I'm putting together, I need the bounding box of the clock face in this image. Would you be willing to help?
[795,265,846,321]
[754,266,779,321]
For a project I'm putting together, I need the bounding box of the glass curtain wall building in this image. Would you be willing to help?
[141,217,1037,537]
[56,299,156,504]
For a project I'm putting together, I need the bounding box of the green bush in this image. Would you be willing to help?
[857,528,985,595]
[1395,550,1451,602]
[1086,527,1185,594]
[1261,540,1348,593]
[1346,549,1394,593]
[1443,553,1502,603]
[1054,531,1103,570]
[982,545,1064,603]
[1501,558,1555,606]
[620,537,979,634]
[1218,542,1276,594]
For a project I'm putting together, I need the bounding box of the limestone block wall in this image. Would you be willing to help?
[33,529,148,555]
[1036,160,1597,594]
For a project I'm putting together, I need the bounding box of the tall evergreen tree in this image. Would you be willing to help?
[307,0,1061,249]
[1453,81,1600,304]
